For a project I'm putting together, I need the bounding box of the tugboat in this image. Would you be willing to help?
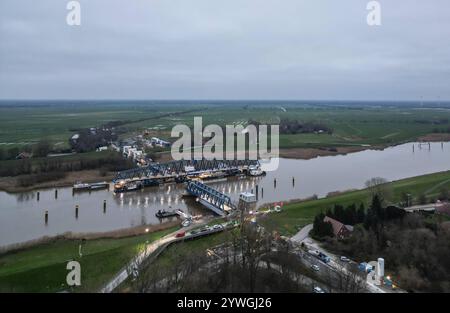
[248,165,266,177]
[113,181,143,193]
[155,209,178,219]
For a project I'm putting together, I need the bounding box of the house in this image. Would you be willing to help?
[150,137,171,147]
[96,146,108,152]
[436,202,450,217]
[70,133,80,145]
[15,152,32,159]
[323,216,353,239]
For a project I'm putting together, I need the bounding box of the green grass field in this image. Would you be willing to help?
[259,170,450,236]
[0,227,178,292]
[1,101,449,150]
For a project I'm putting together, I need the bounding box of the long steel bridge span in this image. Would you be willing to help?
[113,159,259,183]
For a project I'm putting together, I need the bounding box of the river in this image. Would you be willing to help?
[0,141,449,248]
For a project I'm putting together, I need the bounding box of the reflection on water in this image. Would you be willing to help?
[1,142,450,247]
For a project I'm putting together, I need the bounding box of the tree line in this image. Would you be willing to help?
[312,195,406,240]
[0,151,134,178]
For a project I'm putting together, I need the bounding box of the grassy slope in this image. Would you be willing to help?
[259,171,450,236]
[0,227,177,292]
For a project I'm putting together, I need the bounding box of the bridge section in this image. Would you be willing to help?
[113,159,259,183]
[185,180,235,216]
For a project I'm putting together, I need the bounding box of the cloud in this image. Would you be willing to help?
[0,0,449,100]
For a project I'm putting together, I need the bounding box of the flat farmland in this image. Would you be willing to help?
[1,101,450,150]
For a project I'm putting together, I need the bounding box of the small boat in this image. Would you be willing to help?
[181,219,192,227]
[73,181,109,192]
[155,209,178,219]
[73,182,90,190]
[248,168,266,177]
[89,182,109,190]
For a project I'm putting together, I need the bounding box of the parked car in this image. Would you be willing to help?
[340,256,350,262]
[213,224,223,230]
[190,229,199,235]
[313,286,325,293]
[274,205,282,213]
[311,264,320,271]
[176,231,186,238]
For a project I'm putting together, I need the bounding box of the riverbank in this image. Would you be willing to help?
[0,220,180,255]
[417,133,450,142]
[0,225,180,292]
[278,145,370,159]
[258,170,450,236]
[0,170,114,193]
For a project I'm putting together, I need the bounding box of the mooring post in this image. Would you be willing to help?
[255,185,259,200]
[44,210,48,225]
[274,178,277,188]
[37,191,40,201]
[261,187,264,198]
[103,200,106,213]
[54,189,58,199]
[292,177,295,187]
[75,205,79,219]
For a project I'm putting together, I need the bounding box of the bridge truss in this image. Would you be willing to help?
[186,180,235,214]
[113,159,259,182]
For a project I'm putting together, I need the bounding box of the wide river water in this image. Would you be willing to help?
[1,141,449,247]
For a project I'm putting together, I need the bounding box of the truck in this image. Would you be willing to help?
[318,252,331,263]
[358,262,374,273]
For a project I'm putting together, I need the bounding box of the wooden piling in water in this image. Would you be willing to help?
[292,177,295,187]
[54,189,58,199]
[44,210,48,225]
[261,187,264,198]
[274,178,277,188]
[75,205,79,219]
[255,185,259,200]
[37,192,40,201]
[103,200,106,213]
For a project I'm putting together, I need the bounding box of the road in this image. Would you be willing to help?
[291,224,313,243]
[101,221,234,293]
[290,224,389,293]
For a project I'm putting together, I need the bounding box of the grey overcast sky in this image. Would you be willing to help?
[0,0,449,100]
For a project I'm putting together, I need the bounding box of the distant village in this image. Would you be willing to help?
[70,126,171,167]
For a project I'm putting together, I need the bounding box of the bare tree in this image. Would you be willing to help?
[365,177,392,203]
